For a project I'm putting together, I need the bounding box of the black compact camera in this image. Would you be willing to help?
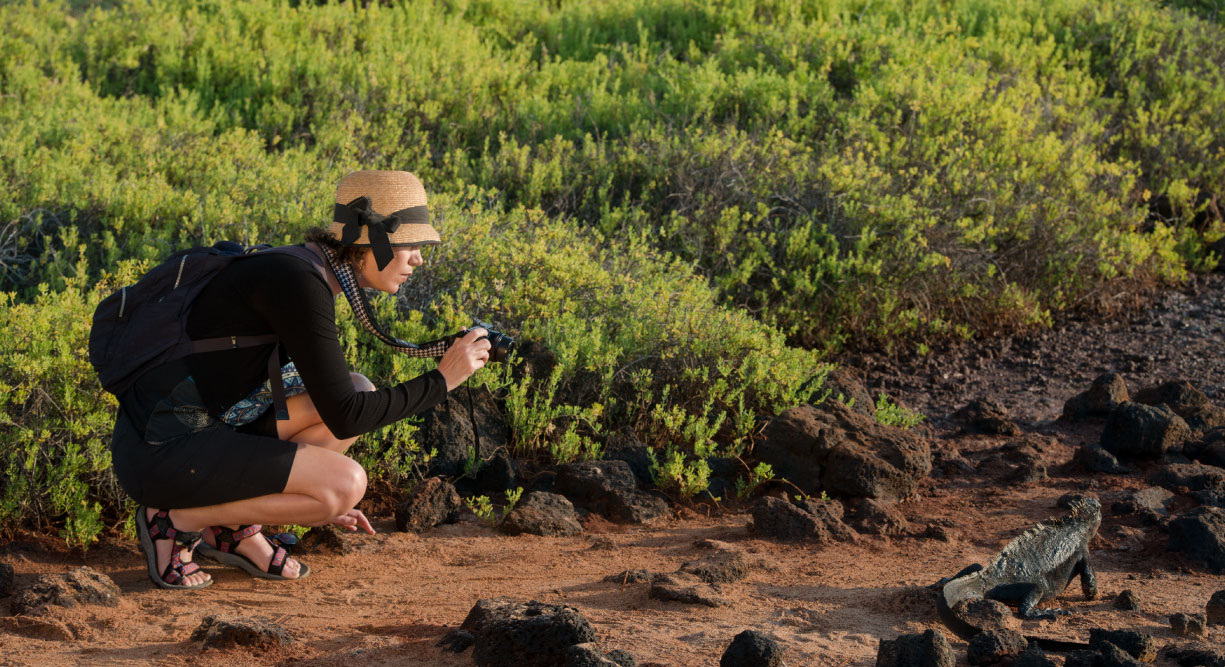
[471,320,515,363]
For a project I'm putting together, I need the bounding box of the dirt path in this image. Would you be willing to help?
[2,275,1225,666]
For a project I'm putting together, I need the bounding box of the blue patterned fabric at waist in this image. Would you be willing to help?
[218,362,307,427]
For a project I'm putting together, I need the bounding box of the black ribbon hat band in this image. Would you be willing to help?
[334,196,435,271]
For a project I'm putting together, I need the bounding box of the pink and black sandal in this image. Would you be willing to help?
[136,507,212,590]
[197,524,310,580]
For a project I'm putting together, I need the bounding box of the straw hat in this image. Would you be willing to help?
[328,170,441,270]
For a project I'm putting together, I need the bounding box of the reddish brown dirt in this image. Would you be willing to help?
[3,275,1225,666]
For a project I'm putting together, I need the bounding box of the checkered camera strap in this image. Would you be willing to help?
[318,244,451,359]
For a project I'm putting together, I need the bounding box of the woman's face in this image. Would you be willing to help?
[356,245,424,294]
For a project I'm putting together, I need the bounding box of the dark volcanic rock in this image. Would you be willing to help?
[461,599,597,667]
[566,643,626,667]
[297,525,354,555]
[1151,463,1225,507]
[1102,402,1192,459]
[649,572,729,607]
[1014,643,1057,667]
[844,497,910,536]
[1078,443,1133,474]
[605,649,637,667]
[1165,645,1225,667]
[553,460,668,524]
[9,566,120,616]
[749,496,857,543]
[967,629,1028,666]
[438,628,476,652]
[555,460,636,497]
[0,562,12,597]
[1135,380,1225,431]
[395,477,463,532]
[720,629,785,667]
[1089,629,1157,663]
[1132,487,1176,516]
[1064,650,1104,667]
[755,402,931,501]
[191,615,292,650]
[1169,613,1206,637]
[1169,507,1225,573]
[822,366,876,418]
[1063,373,1130,420]
[603,432,655,487]
[1113,590,1142,611]
[1187,430,1225,467]
[500,491,583,537]
[875,629,955,667]
[680,544,751,584]
[1206,589,1225,625]
[1100,641,1145,667]
[474,449,522,495]
[954,599,1020,634]
[954,399,1021,436]
[420,388,510,478]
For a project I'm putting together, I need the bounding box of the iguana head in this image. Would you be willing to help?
[1065,496,1102,535]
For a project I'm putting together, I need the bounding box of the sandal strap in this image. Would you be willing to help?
[148,511,202,551]
[214,524,264,553]
[162,555,203,585]
[267,541,288,577]
[147,510,177,542]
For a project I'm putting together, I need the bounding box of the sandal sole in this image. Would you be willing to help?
[136,506,212,591]
[197,541,311,581]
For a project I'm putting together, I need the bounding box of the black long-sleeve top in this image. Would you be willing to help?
[184,248,447,439]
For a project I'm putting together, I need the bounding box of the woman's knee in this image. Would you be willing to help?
[350,372,375,392]
[286,447,369,515]
[324,458,367,514]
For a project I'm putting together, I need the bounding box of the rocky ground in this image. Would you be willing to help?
[3,274,1225,666]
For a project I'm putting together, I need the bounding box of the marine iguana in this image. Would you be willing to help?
[936,496,1101,651]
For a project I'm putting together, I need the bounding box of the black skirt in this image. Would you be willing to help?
[110,360,297,509]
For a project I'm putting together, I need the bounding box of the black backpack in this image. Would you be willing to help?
[88,241,319,420]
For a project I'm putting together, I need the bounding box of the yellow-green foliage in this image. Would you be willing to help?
[2,0,1224,544]
[4,0,1224,342]
[0,267,144,548]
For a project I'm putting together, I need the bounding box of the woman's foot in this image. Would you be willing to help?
[204,526,303,579]
[145,507,211,588]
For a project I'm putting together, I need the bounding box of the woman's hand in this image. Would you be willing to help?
[310,508,375,534]
[437,327,491,391]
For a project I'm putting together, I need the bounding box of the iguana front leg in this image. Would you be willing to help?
[1074,556,1097,600]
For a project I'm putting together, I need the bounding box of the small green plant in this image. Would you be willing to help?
[793,490,832,503]
[462,444,482,479]
[874,392,926,429]
[465,486,524,528]
[465,495,495,525]
[648,447,711,498]
[733,462,775,501]
[502,486,524,520]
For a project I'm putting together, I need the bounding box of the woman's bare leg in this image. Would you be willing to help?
[151,442,367,580]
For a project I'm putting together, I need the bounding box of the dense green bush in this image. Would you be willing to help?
[2,0,1224,544]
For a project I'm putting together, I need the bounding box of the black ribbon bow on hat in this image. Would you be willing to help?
[334,196,430,271]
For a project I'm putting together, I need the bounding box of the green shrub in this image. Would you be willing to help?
[0,267,143,548]
[874,392,926,430]
[4,0,1225,544]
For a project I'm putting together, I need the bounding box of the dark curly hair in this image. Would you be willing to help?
[304,227,368,271]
